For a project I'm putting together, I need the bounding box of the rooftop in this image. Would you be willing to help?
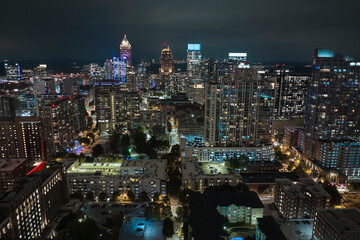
[0,159,27,172]
[240,172,299,184]
[316,208,360,239]
[276,178,330,198]
[67,161,121,176]
[120,159,167,180]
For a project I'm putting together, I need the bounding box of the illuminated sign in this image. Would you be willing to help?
[188,44,201,51]
[229,53,247,57]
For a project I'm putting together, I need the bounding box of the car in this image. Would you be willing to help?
[135,228,144,237]
[139,211,144,214]
[138,223,145,226]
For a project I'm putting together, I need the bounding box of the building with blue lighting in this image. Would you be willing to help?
[305,49,360,178]
[187,43,202,72]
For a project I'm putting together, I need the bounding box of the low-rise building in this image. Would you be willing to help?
[67,161,121,197]
[119,159,167,199]
[274,178,330,221]
[312,208,360,240]
[181,157,241,192]
[185,145,274,163]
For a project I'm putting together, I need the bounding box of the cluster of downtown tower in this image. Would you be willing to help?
[0,34,360,239]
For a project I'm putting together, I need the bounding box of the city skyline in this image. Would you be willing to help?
[1,0,360,61]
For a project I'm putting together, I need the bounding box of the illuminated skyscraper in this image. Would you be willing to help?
[120,34,132,67]
[160,43,174,75]
[4,63,21,80]
[113,57,122,81]
[104,59,113,80]
[305,49,360,177]
[187,43,202,72]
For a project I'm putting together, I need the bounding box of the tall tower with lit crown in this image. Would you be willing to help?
[120,34,132,67]
[160,43,174,75]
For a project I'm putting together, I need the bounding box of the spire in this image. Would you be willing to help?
[120,34,131,48]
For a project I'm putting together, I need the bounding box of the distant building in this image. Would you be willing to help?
[185,83,204,103]
[0,97,17,117]
[160,43,174,76]
[94,81,141,132]
[4,63,20,80]
[274,178,330,221]
[104,59,113,80]
[0,117,44,161]
[187,43,202,72]
[312,208,360,240]
[284,126,304,149]
[120,34,132,67]
[274,69,309,120]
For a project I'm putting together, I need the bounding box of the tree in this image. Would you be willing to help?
[258,185,273,194]
[79,137,91,146]
[167,121,172,133]
[70,190,83,201]
[56,213,77,231]
[226,155,249,170]
[86,191,94,201]
[322,182,342,206]
[274,146,290,164]
[127,190,136,201]
[161,205,173,219]
[138,191,149,202]
[65,218,99,240]
[163,195,170,205]
[112,191,120,201]
[98,192,107,202]
[92,144,104,157]
[108,130,121,154]
[87,132,95,142]
[153,192,160,201]
[175,207,184,223]
[162,218,174,238]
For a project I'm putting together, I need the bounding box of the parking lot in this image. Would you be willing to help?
[81,203,164,240]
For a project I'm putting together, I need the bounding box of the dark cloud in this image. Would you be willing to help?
[1,0,359,61]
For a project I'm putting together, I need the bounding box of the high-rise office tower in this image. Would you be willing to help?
[4,63,21,80]
[305,49,360,177]
[160,43,174,75]
[104,59,113,80]
[120,34,132,67]
[187,43,202,72]
[204,66,274,147]
[113,57,122,81]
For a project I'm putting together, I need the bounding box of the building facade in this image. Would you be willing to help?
[305,49,360,178]
[274,178,330,221]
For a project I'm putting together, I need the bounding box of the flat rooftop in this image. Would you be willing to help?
[67,162,121,176]
[120,159,167,180]
[317,208,360,239]
[276,178,330,198]
[241,172,299,184]
[0,159,27,172]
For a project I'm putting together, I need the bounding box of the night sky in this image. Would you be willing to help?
[1,0,360,62]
